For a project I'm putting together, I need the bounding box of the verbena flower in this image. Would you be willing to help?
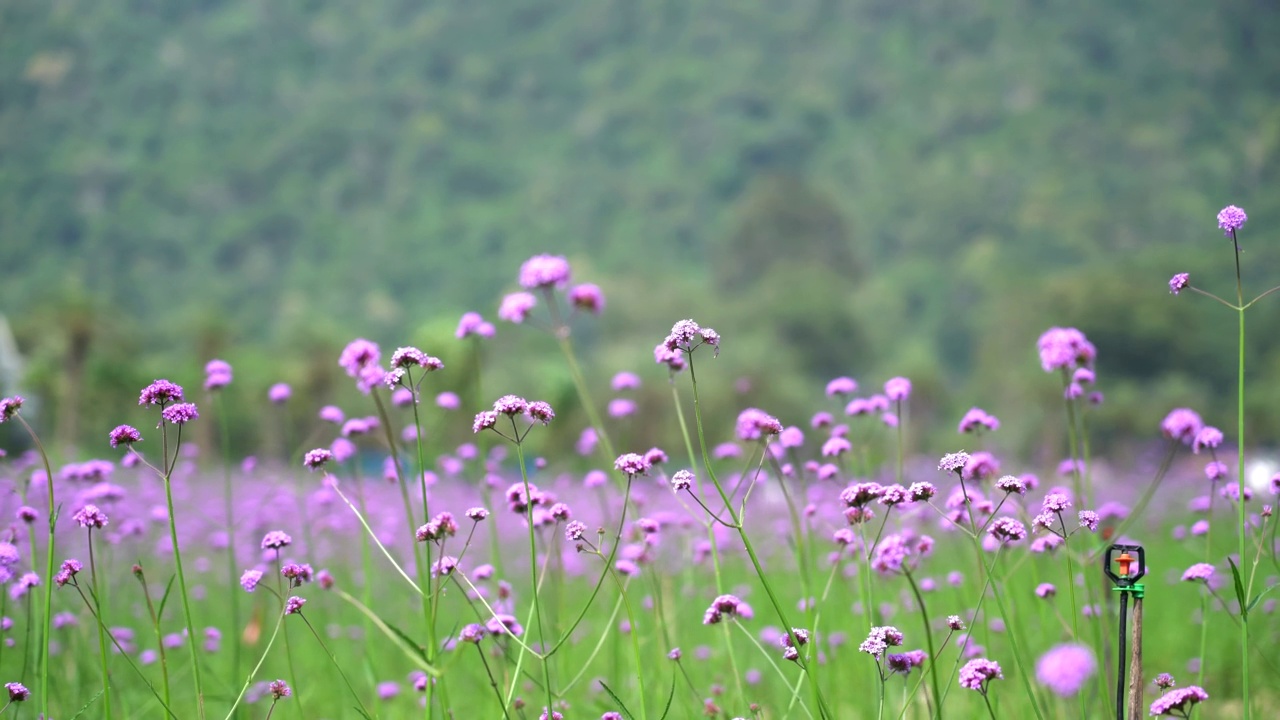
[884,377,911,401]
[1217,205,1246,235]
[938,451,971,474]
[459,624,485,644]
[886,649,927,675]
[1161,408,1204,445]
[139,380,184,406]
[269,679,291,700]
[267,383,291,404]
[988,517,1027,543]
[568,283,605,314]
[1181,563,1214,583]
[959,658,1003,692]
[161,403,199,425]
[55,559,82,587]
[303,448,332,470]
[1155,673,1176,690]
[473,410,499,433]
[73,504,109,529]
[4,682,29,702]
[1037,327,1095,373]
[518,254,572,289]
[703,594,751,625]
[261,531,292,550]
[1192,427,1223,454]
[958,408,1000,434]
[735,408,782,440]
[614,453,651,477]
[858,626,904,657]
[1036,583,1056,598]
[338,339,380,377]
[456,311,496,339]
[996,475,1027,495]
[498,292,537,323]
[527,401,555,425]
[240,569,263,592]
[1149,686,1208,716]
[908,482,937,502]
[284,596,306,615]
[825,377,858,396]
[1035,644,1096,697]
[1169,273,1190,295]
[109,425,142,448]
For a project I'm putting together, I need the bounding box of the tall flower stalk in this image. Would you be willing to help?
[132,380,206,718]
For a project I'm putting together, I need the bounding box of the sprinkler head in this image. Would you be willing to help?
[1103,543,1146,587]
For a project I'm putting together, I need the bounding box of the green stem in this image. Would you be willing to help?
[214,394,242,714]
[16,415,57,719]
[299,614,374,718]
[1233,229,1251,720]
[88,531,113,720]
[162,425,206,719]
[904,569,941,720]
[513,436,557,717]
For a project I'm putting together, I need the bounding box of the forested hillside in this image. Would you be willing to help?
[3,0,1279,453]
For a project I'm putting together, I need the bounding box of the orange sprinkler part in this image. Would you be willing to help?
[1116,552,1134,578]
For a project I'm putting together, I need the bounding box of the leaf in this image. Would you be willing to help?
[658,670,676,720]
[597,681,634,719]
[157,574,177,621]
[352,706,374,720]
[334,589,440,676]
[1228,557,1249,621]
[67,689,105,720]
[1246,583,1280,613]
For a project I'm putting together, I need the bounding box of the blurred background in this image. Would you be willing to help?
[2,0,1279,462]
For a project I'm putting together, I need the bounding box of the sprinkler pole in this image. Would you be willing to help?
[1103,544,1146,720]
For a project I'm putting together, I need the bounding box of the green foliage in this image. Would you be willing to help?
[3,0,1279,452]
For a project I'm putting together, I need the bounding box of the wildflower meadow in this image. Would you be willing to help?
[1,209,1277,719]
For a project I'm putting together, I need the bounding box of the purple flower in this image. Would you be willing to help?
[466,507,489,521]
[947,615,965,630]
[858,626,905,657]
[958,408,1000,434]
[319,405,345,424]
[871,534,911,574]
[565,520,587,542]
[139,380,184,406]
[109,425,142,448]
[1217,205,1247,235]
[55,559,82,587]
[663,319,719,354]
[1161,408,1203,445]
[825,376,858,396]
[821,437,852,457]
[1149,686,1208,716]
[568,283,605,314]
[614,453,650,477]
[1036,327,1096,373]
[493,394,529,416]
[963,451,1000,480]
[908,482,937,502]
[528,401,555,425]
[456,312,496,339]
[735,408,783,441]
[498,292,538,323]
[73,504,109,529]
[938,451,971,474]
[988,517,1027,543]
[1035,644,1096,697]
[240,569,263,592]
[884,377,911,401]
[459,623,485,644]
[702,594,751,625]
[959,658,1003,692]
[472,410,499,433]
[611,372,641,391]
[1181,563,1214,583]
[1155,673,1176,690]
[4,683,29,702]
[1169,273,1190,295]
[161,402,199,425]
[431,556,458,577]
[671,469,694,491]
[1036,583,1056,598]
[303,448,332,470]
[518,254,572,290]
[16,507,36,524]
[261,531,292,550]
[269,679,291,700]
[281,563,314,587]
[284,596,306,615]
[996,475,1027,495]
[1077,511,1100,532]
[841,482,884,507]
[267,383,292,404]
[1192,427,1223,454]
[338,339,380,377]
[886,649,927,675]
[486,614,524,637]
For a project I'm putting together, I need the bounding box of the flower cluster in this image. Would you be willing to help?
[1149,686,1208,716]
[859,626,905,658]
[959,658,1003,692]
[702,594,753,625]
